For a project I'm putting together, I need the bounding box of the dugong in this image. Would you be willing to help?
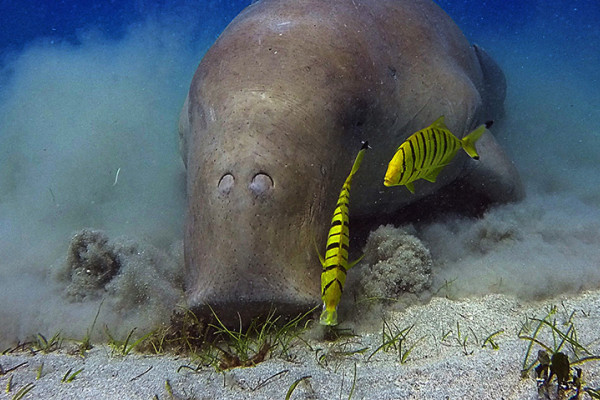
[179,0,524,323]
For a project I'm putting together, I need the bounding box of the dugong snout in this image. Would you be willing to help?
[179,73,335,323]
[183,133,328,323]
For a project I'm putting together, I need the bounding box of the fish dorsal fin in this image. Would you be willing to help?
[430,115,447,130]
[405,182,415,194]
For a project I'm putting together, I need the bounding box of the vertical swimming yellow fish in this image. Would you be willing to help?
[384,116,492,193]
[317,141,368,326]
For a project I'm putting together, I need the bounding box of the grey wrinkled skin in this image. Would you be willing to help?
[179,0,524,324]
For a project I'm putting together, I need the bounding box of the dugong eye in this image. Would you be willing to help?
[249,173,273,197]
[218,173,235,195]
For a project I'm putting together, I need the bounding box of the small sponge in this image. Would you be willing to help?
[358,225,433,299]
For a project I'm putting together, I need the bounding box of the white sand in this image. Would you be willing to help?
[2,291,600,400]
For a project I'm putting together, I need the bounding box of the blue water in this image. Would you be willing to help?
[0,0,250,53]
[2,1,595,52]
[0,0,599,345]
[2,1,597,81]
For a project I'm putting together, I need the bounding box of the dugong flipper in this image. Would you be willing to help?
[180,0,523,323]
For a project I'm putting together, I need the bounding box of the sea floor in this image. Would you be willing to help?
[2,290,599,400]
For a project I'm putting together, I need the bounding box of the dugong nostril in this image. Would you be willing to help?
[249,173,273,196]
[218,173,235,195]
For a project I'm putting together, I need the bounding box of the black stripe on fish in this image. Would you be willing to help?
[408,139,416,168]
[325,240,349,253]
[431,129,440,166]
[419,130,427,170]
[326,239,349,251]
[325,239,340,248]
[426,131,436,173]
[407,137,419,182]
[415,133,424,175]
[323,254,348,271]
[424,130,432,168]
[432,131,440,164]
[324,264,348,273]
[441,130,448,161]
[322,278,344,295]
[398,147,407,184]
[429,129,438,167]
[325,250,348,261]
[335,201,349,209]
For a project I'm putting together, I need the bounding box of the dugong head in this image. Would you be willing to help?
[178,0,395,325]
[178,23,364,323]
[180,88,334,322]
[180,84,348,323]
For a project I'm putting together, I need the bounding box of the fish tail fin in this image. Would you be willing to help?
[461,121,492,160]
[319,305,338,326]
[349,141,370,176]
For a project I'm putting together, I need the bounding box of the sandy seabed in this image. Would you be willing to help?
[2,290,599,400]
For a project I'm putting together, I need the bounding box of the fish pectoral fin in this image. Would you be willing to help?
[422,166,446,182]
[311,232,325,266]
[348,252,366,269]
[384,179,403,187]
[405,182,415,194]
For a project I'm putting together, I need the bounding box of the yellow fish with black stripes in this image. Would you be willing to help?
[317,141,369,326]
[384,116,492,193]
